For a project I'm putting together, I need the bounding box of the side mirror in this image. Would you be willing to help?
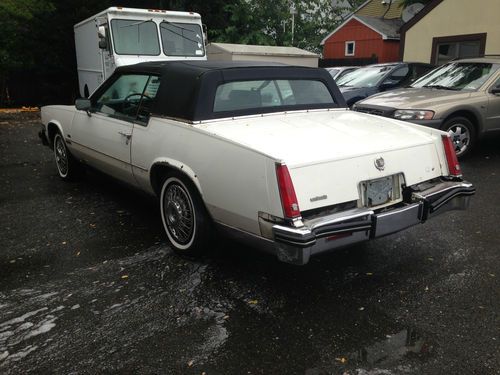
[491,87,500,95]
[98,25,107,49]
[75,98,91,111]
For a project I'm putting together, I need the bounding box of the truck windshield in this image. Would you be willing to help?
[160,22,204,57]
[111,19,160,55]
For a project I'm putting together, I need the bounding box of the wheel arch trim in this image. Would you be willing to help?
[46,120,64,146]
[149,158,203,197]
[441,107,483,133]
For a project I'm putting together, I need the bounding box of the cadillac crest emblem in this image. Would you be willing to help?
[374,157,385,171]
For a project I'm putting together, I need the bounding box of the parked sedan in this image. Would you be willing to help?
[40,61,474,265]
[325,66,358,81]
[337,62,434,106]
[353,57,500,157]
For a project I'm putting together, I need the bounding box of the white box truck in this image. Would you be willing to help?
[74,7,206,97]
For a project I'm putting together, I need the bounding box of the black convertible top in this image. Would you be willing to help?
[97,60,345,121]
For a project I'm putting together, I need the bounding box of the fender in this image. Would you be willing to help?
[46,120,65,145]
[149,157,203,196]
[439,105,485,133]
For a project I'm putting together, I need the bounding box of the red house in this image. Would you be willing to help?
[321,15,403,64]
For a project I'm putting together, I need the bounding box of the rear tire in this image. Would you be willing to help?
[441,116,476,158]
[160,175,211,257]
[53,133,82,180]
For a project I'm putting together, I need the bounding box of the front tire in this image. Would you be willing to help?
[160,175,211,257]
[53,133,81,180]
[441,116,476,158]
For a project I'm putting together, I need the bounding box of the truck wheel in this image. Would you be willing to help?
[53,133,81,180]
[441,116,476,158]
[160,175,211,257]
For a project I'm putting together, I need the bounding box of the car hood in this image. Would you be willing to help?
[357,87,473,109]
[195,109,439,167]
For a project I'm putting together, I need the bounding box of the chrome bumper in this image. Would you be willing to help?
[272,180,475,265]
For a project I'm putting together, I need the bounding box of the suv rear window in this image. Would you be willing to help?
[213,79,334,112]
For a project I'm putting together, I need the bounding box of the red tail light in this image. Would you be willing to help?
[276,164,301,219]
[442,134,461,176]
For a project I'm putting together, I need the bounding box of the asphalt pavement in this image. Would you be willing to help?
[0,112,499,374]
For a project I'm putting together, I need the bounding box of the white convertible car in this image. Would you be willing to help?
[40,61,475,265]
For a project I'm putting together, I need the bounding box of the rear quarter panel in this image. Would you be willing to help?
[131,117,282,235]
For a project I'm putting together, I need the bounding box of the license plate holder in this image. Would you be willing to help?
[362,175,401,208]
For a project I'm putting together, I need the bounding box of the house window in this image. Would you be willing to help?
[345,41,355,56]
[431,33,486,65]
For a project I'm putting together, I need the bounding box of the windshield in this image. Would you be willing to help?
[160,22,204,57]
[336,65,395,88]
[213,79,335,112]
[110,19,160,55]
[327,68,339,77]
[412,62,500,91]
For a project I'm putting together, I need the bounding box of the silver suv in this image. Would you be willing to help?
[353,57,500,157]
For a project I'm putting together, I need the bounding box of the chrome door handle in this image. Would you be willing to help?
[118,131,132,144]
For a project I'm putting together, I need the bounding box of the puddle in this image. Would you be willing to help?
[306,328,433,375]
[349,328,433,368]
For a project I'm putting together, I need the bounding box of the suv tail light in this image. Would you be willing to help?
[442,134,462,176]
[276,164,301,219]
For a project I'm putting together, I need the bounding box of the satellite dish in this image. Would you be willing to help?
[402,3,425,22]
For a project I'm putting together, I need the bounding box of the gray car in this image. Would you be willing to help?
[337,62,434,106]
[353,57,500,157]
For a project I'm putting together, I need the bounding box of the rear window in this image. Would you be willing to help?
[213,79,334,112]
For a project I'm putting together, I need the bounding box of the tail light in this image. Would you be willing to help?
[276,164,301,219]
[442,134,461,176]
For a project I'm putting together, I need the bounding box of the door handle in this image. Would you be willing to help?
[118,131,132,144]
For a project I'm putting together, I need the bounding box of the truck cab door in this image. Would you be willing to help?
[97,19,115,82]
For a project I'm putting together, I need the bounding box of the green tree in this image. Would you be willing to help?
[210,0,359,53]
[0,0,54,105]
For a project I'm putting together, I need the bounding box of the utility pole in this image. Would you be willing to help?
[290,3,297,45]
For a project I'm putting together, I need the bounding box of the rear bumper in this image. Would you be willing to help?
[272,179,475,265]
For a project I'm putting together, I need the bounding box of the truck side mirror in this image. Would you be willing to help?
[98,25,108,49]
[491,87,500,95]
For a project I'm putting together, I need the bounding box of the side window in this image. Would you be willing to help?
[136,76,161,124]
[93,74,151,121]
[383,66,410,87]
[492,77,500,89]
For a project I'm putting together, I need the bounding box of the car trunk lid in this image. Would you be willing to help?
[196,110,445,211]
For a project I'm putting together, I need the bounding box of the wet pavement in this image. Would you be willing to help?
[0,112,499,374]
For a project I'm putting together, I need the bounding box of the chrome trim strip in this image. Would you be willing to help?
[70,140,148,172]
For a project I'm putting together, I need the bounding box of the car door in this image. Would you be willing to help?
[70,73,150,185]
[486,76,500,131]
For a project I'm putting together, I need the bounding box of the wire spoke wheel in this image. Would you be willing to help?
[165,183,194,245]
[159,175,211,256]
[54,134,69,177]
